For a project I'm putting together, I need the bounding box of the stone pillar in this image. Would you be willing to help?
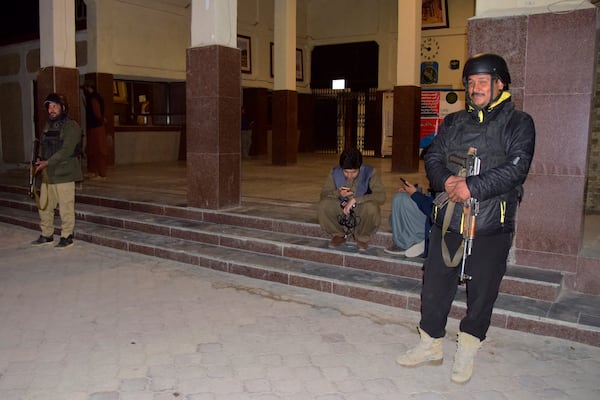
[271,0,298,165]
[186,46,241,209]
[272,90,298,165]
[468,6,599,294]
[186,0,240,209]
[392,0,421,172]
[392,86,421,172]
[36,0,79,136]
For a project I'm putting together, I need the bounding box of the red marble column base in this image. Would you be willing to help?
[391,86,420,173]
[272,90,298,166]
[186,45,241,209]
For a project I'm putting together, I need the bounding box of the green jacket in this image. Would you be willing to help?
[42,117,84,184]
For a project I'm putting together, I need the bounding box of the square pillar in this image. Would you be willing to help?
[392,85,421,172]
[271,90,298,165]
[186,45,241,209]
[468,8,599,293]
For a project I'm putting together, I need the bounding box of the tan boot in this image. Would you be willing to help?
[451,331,482,384]
[396,327,443,367]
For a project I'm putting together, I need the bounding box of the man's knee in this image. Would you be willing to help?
[359,202,380,216]
[356,203,380,230]
[392,192,411,208]
[318,200,341,223]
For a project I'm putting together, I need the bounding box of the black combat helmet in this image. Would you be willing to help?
[43,92,68,113]
[462,53,511,89]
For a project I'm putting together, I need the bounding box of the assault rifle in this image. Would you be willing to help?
[28,138,40,199]
[433,147,481,284]
[28,138,48,210]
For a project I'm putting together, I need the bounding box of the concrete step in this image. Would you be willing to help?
[0,190,562,303]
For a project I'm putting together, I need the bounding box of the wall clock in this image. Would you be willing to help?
[421,37,440,61]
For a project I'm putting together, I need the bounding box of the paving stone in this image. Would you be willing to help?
[0,223,599,399]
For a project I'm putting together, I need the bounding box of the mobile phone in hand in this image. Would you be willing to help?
[400,177,407,185]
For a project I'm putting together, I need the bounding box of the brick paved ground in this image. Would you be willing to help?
[1,222,599,400]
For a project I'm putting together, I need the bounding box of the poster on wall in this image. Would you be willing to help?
[422,0,449,30]
[420,89,464,148]
[381,92,394,157]
[420,62,439,84]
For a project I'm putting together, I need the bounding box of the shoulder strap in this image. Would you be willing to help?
[440,165,467,268]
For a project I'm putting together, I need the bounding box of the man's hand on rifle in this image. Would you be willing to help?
[445,176,471,203]
[34,159,48,174]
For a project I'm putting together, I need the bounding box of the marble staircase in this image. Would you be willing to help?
[0,184,598,347]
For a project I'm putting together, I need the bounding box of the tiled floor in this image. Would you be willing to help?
[2,222,600,398]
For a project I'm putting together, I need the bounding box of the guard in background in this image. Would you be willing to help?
[31,93,84,249]
[241,106,253,159]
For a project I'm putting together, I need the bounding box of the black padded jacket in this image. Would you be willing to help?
[424,97,536,236]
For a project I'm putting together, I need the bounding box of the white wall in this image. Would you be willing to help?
[237,0,312,93]
[94,0,475,89]
[0,41,39,162]
[98,0,190,80]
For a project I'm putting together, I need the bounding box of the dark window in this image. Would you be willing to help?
[311,41,379,91]
[1,0,87,46]
[113,80,185,127]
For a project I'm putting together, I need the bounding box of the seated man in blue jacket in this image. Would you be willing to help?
[318,148,386,251]
[384,179,433,258]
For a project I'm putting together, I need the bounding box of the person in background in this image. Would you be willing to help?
[81,83,108,179]
[396,53,535,384]
[384,178,433,258]
[31,93,84,249]
[241,106,253,159]
[318,148,386,251]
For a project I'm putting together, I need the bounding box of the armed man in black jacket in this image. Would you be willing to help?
[396,54,536,384]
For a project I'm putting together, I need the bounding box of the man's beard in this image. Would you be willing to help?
[48,112,61,121]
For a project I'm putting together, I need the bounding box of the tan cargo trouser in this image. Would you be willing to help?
[38,181,76,238]
[317,198,380,243]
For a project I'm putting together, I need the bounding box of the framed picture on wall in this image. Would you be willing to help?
[270,43,304,81]
[237,35,252,73]
[421,0,449,30]
[296,49,304,81]
[113,80,128,104]
[270,42,275,78]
